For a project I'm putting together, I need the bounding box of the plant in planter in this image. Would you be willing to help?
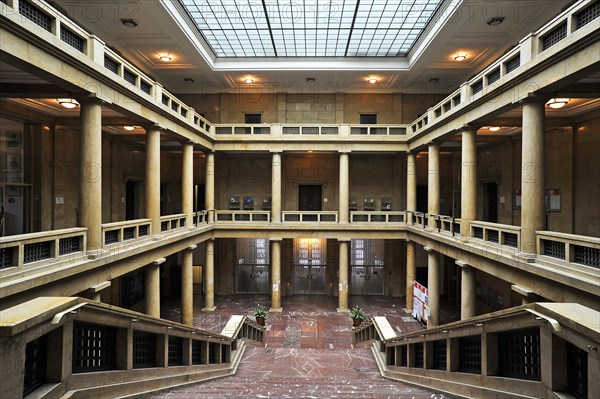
[350,305,366,327]
[253,304,267,326]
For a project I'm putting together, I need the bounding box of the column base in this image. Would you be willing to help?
[403,308,413,314]
[269,307,283,313]
[152,235,163,241]
[86,249,107,259]
[514,252,537,263]
[336,308,349,314]
[201,306,217,312]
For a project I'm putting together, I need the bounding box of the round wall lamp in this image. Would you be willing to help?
[121,19,138,28]
[486,16,505,26]
[58,98,79,109]
[546,98,570,109]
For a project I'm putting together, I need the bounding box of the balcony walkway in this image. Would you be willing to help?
[153,295,455,398]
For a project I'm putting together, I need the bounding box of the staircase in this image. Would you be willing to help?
[148,347,450,398]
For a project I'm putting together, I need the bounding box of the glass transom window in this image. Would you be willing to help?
[179,0,444,57]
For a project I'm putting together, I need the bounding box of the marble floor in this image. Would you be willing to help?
[152,295,456,398]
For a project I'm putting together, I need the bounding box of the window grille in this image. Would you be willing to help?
[542,22,567,51]
[505,55,520,74]
[414,342,424,368]
[104,56,119,74]
[498,328,541,380]
[574,245,599,268]
[24,335,48,397]
[433,340,447,370]
[542,239,565,259]
[24,242,52,264]
[133,331,156,368]
[168,336,183,366]
[72,322,117,372]
[459,335,481,374]
[19,1,52,31]
[59,236,81,255]
[60,26,85,53]
[576,1,600,29]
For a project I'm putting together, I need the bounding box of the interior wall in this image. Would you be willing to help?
[215,154,271,210]
[349,154,403,211]
[282,154,339,211]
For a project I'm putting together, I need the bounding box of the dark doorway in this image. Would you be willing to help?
[125,180,140,220]
[416,185,428,213]
[299,185,322,211]
[483,182,498,223]
[244,113,262,124]
[360,114,377,124]
[195,184,205,211]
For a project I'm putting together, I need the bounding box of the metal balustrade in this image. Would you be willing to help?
[470,221,521,249]
[282,125,340,135]
[215,210,270,223]
[160,214,188,232]
[0,297,265,399]
[350,211,405,223]
[368,303,599,399]
[537,231,600,268]
[282,211,338,223]
[215,125,271,135]
[0,228,86,272]
[101,219,152,247]
[349,125,408,135]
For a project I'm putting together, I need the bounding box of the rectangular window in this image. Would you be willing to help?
[360,114,377,124]
[244,114,262,124]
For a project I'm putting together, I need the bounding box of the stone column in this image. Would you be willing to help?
[205,152,215,223]
[270,240,282,312]
[339,151,350,223]
[145,125,161,235]
[425,246,440,328]
[457,261,476,319]
[521,100,546,256]
[405,240,416,312]
[79,99,103,254]
[182,141,194,227]
[337,240,349,311]
[271,151,282,223]
[460,126,477,238]
[406,152,417,224]
[203,240,216,311]
[182,245,197,326]
[145,258,165,318]
[428,142,440,228]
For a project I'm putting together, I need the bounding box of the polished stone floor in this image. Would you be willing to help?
[151,295,456,398]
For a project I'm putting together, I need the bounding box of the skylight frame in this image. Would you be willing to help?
[178,0,445,58]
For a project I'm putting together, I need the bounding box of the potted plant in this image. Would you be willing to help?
[253,304,267,326]
[350,305,366,327]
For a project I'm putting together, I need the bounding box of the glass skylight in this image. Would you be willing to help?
[179,0,444,57]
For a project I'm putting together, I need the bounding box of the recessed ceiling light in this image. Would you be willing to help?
[184,78,195,83]
[486,16,505,26]
[368,77,378,84]
[123,125,135,131]
[546,98,570,109]
[244,77,254,84]
[159,54,172,62]
[454,53,467,61]
[57,98,79,109]
[121,18,138,28]
[488,126,501,132]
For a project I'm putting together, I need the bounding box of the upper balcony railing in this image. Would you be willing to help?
[102,218,152,247]
[537,230,599,269]
[0,227,87,274]
[1,0,213,137]
[408,0,600,138]
[212,123,410,139]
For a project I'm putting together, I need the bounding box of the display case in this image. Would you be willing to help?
[262,196,271,210]
[349,198,358,211]
[363,198,375,211]
[229,196,240,210]
[381,197,392,211]
[243,196,254,210]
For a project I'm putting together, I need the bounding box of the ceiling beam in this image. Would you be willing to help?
[0,84,81,98]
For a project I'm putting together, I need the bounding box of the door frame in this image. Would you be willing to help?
[297,183,324,211]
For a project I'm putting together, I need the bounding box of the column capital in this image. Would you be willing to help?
[270,150,282,154]
[78,93,108,105]
[511,284,535,297]
[519,93,549,105]
[269,238,283,242]
[455,260,470,269]
[338,238,351,243]
[423,246,436,253]
[338,150,351,154]
[458,124,480,134]
[153,258,167,265]
[187,245,198,251]
[143,123,166,133]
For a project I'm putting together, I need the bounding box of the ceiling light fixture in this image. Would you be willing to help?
[486,16,505,26]
[488,126,501,132]
[368,77,378,84]
[159,54,172,62]
[546,98,570,109]
[244,77,254,84]
[58,98,79,109]
[184,78,195,83]
[121,18,138,28]
[454,53,467,61]
[123,125,135,131]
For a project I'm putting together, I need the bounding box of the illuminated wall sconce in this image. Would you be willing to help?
[58,98,79,109]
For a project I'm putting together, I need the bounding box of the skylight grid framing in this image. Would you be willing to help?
[179,0,444,58]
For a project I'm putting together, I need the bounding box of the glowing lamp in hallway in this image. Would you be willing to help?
[454,53,467,61]
[123,125,135,131]
[159,54,172,62]
[368,77,378,84]
[244,77,254,84]
[488,126,501,132]
[546,98,570,109]
[58,98,79,109]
